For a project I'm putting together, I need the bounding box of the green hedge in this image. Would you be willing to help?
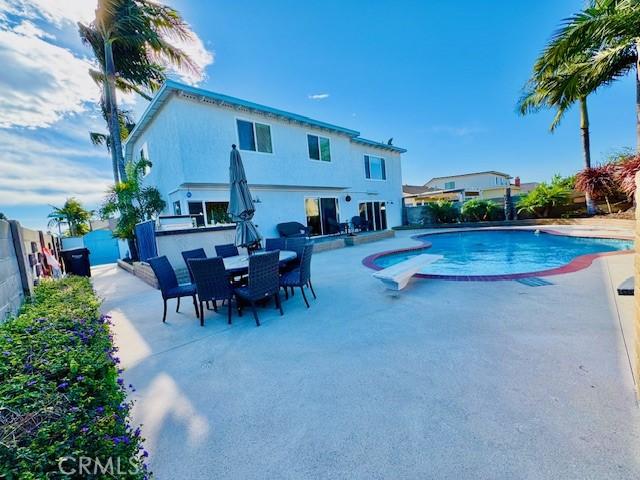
[0,277,149,479]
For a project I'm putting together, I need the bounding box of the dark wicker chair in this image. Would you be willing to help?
[276,222,310,238]
[181,248,207,282]
[280,244,316,307]
[188,257,236,326]
[265,238,286,251]
[327,217,348,235]
[234,251,283,326]
[215,243,239,258]
[147,256,198,323]
[351,216,367,232]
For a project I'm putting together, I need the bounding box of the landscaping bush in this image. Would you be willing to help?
[516,175,572,218]
[0,277,149,479]
[460,199,501,222]
[422,200,459,223]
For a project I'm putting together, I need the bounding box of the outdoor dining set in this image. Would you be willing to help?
[147,237,316,327]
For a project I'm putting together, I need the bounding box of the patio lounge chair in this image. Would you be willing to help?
[235,251,283,326]
[276,222,310,238]
[188,257,237,326]
[280,244,316,307]
[147,256,199,323]
[265,237,286,251]
[215,243,239,258]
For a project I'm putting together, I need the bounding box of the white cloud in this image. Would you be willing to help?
[0,26,99,128]
[0,0,95,25]
[308,93,330,100]
[13,19,53,39]
[0,130,112,206]
[0,0,213,128]
[166,27,214,84]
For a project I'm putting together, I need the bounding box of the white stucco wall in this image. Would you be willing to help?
[131,92,404,235]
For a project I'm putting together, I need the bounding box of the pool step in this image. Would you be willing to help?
[516,277,554,287]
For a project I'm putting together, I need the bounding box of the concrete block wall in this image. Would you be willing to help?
[635,173,640,391]
[0,220,24,321]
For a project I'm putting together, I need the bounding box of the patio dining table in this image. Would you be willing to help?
[222,250,297,274]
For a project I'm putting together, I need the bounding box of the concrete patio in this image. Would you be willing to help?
[92,227,640,479]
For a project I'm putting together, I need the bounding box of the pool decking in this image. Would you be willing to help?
[92,225,640,479]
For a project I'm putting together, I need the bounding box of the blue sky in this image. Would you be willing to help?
[0,0,636,230]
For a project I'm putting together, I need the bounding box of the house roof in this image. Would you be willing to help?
[124,80,406,160]
[425,170,512,184]
[402,184,436,195]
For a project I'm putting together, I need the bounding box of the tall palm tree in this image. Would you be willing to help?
[534,0,640,148]
[79,0,200,183]
[519,58,600,213]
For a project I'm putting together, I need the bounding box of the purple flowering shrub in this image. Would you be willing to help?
[0,277,149,479]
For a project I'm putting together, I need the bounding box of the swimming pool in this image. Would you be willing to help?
[367,229,633,279]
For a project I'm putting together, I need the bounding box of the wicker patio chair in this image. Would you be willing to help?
[215,243,239,258]
[280,244,316,307]
[147,256,198,323]
[265,238,286,251]
[188,257,237,326]
[234,250,283,326]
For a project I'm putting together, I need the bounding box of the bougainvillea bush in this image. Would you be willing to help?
[0,277,149,479]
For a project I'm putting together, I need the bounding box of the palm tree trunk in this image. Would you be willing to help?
[103,39,126,183]
[579,97,597,215]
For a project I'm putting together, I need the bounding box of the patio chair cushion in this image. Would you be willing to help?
[165,283,197,299]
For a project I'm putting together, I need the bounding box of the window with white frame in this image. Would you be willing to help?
[236,119,272,153]
[444,181,455,189]
[307,134,331,161]
[364,155,386,180]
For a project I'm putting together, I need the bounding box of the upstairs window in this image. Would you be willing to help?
[237,119,272,153]
[365,155,386,180]
[444,181,455,189]
[307,134,331,162]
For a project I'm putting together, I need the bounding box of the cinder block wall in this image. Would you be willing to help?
[635,173,640,391]
[0,220,24,321]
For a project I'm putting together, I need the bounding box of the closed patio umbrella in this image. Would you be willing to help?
[228,144,262,249]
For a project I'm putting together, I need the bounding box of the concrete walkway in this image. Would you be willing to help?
[92,228,640,479]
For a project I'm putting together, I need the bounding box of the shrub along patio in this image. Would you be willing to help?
[0,277,149,479]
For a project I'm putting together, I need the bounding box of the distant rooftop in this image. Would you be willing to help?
[402,184,437,195]
[124,80,406,161]
[425,170,512,184]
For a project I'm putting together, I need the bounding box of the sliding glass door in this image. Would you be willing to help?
[305,197,339,236]
[358,201,387,231]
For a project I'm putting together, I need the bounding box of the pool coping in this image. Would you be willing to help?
[361,227,634,282]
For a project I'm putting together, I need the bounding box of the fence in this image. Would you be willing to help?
[0,219,62,322]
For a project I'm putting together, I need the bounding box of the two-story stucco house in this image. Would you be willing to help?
[123,80,406,238]
[403,171,521,206]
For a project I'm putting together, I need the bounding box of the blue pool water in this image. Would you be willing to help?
[374,230,633,276]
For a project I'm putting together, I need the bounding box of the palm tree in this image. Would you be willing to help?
[534,0,640,148]
[79,0,200,183]
[48,198,93,237]
[519,57,600,213]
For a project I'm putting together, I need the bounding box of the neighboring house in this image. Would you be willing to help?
[404,171,521,205]
[124,80,406,237]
